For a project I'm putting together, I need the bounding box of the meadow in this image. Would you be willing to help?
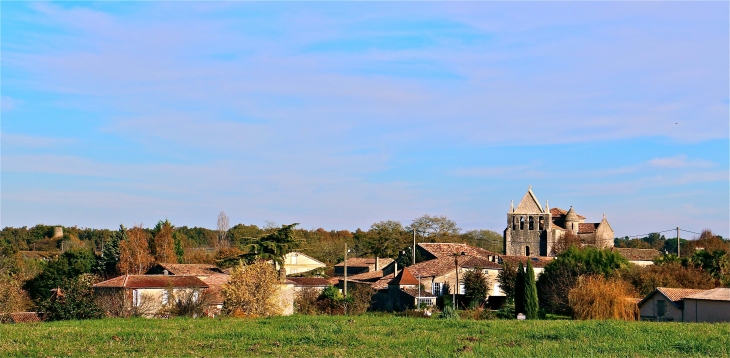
[1,315,729,357]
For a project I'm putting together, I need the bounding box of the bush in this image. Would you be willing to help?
[439,306,459,320]
[619,262,715,297]
[38,274,104,321]
[496,303,516,319]
[568,275,638,321]
[462,269,489,308]
[294,288,320,315]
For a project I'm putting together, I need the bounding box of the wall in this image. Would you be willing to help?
[683,300,730,323]
[639,293,683,322]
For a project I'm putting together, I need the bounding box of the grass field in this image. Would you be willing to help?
[1,315,729,357]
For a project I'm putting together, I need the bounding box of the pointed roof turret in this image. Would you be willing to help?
[514,186,544,214]
[565,206,579,222]
[388,267,419,286]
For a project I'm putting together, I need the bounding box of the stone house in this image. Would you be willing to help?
[93,275,209,317]
[504,187,614,257]
[611,248,661,266]
[334,257,395,276]
[278,252,327,275]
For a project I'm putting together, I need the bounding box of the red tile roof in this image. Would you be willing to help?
[94,275,209,289]
[287,277,330,287]
[578,223,598,234]
[8,312,41,323]
[500,255,553,268]
[389,268,419,286]
[370,276,393,290]
[460,256,502,269]
[656,287,708,303]
[685,288,730,302]
[402,287,437,298]
[418,243,496,259]
[408,257,458,278]
[612,248,661,261]
[201,274,230,304]
[551,207,586,220]
[334,257,394,268]
[348,270,385,281]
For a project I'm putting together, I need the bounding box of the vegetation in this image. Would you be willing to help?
[462,269,489,308]
[222,261,282,317]
[524,260,538,320]
[514,262,525,315]
[497,261,518,303]
[118,226,154,275]
[568,275,638,321]
[1,316,729,357]
[37,274,104,321]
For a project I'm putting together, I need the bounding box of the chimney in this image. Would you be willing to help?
[279,267,286,282]
[394,262,398,278]
[375,256,380,271]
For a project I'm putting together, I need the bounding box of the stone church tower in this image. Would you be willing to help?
[504,187,615,257]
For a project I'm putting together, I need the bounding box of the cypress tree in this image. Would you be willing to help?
[514,261,525,316]
[525,259,539,319]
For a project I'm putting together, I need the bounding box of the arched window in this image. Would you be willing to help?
[520,216,525,230]
[512,216,517,230]
[538,216,544,230]
[525,246,530,256]
[529,216,534,230]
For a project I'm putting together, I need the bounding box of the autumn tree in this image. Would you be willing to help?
[118,226,154,275]
[222,260,281,317]
[551,231,582,255]
[0,274,30,314]
[568,275,638,321]
[153,220,176,263]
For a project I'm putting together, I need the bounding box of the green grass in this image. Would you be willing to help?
[1,315,729,357]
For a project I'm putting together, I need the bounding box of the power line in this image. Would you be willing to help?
[679,229,703,235]
[622,229,675,239]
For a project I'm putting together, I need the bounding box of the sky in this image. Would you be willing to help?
[1,2,728,238]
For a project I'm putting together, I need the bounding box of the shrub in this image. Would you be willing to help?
[497,261,518,304]
[462,269,490,308]
[568,275,638,321]
[222,260,281,317]
[163,288,213,317]
[496,303,516,319]
[294,287,320,315]
[439,306,459,320]
[38,274,104,321]
[619,262,715,297]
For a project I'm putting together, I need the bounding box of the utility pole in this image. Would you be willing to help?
[677,227,680,258]
[344,243,348,299]
[412,228,416,266]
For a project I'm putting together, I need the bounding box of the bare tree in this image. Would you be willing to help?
[217,211,230,249]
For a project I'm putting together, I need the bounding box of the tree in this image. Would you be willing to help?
[98,224,125,276]
[118,226,154,275]
[463,268,490,308]
[222,260,281,317]
[0,274,30,314]
[153,220,176,263]
[217,211,230,249]
[461,229,503,253]
[524,260,539,319]
[235,223,301,267]
[408,215,460,242]
[498,261,518,304]
[173,232,185,264]
[514,262,525,315]
[551,231,582,256]
[620,262,715,297]
[363,220,407,259]
[537,246,628,315]
[38,273,104,321]
[568,275,638,321]
[24,248,97,301]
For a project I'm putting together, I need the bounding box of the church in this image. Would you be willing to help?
[503,187,614,257]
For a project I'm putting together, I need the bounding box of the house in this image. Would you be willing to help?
[638,287,708,321]
[93,275,209,317]
[334,257,395,276]
[416,242,497,261]
[387,268,436,311]
[611,248,660,266]
[288,277,330,293]
[279,252,327,275]
[683,288,730,323]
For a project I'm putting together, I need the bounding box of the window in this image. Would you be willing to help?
[493,283,501,296]
[162,290,169,305]
[657,300,666,317]
[538,216,544,230]
[525,246,530,256]
[529,216,534,230]
[133,289,141,307]
[520,216,525,230]
[433,282,442,296]
[512,216,517,230]
[459,282,465,295]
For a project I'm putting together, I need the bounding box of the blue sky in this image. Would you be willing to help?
[2,2,728,238]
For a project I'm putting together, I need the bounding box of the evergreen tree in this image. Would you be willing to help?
[99,224,125,276]
[524,260,539,319]
[514,262,525,316]
[173,232,185,264]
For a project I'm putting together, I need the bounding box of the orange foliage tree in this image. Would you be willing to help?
[153,220,176,264]
[222,260,281,317]
[118,226,154,274]
[568,275,639,320]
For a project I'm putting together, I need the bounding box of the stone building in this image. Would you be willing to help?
[503,187,614,257]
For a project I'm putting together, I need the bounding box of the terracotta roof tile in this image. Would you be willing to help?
[685,288,730,302]
[94,275,209,289]
[656,287,709,303]
[551,207,586,220]
[8,312,41,323]
[348,270,385,281]
[418,243,496,259]
[402,288,437,298]
[334,257,394,268]
[578,223,598,234]
[612,248,661,261]
[371,276,393,290]
[389,268,419,285]
[500,255,553,268]
[460,256,502,269]
[200,274,230,304]
[151,263,223,276]
[408,257,458,278]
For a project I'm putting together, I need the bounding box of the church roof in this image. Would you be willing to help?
[550,207,586,220]
[514,187,544,214]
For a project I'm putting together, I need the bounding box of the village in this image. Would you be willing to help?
[2,187,728,325]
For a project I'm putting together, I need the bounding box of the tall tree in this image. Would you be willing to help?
[153,220,176,263]
[173,232,185,264]
[222,260,281,317]
[98,224,125,276]
[118,226,154,275]
[408,215,460,242]
[514,262,525,316]
[498,261,518,304]
[524,260,539,319]
[364,220,406,258]
[217,211,230,249]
